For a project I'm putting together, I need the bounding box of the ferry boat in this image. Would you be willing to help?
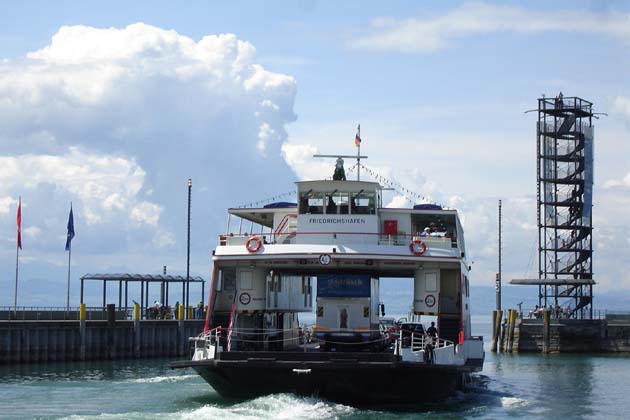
[171,155,484,404]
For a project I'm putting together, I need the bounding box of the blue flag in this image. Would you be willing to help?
[65,205,75,251]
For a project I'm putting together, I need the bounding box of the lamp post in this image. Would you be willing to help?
[496,199,502,311]
[185,178,192,318]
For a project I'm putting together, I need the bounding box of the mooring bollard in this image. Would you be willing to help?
[133,303,141,358]
[80,303,86,361]
[178,308,185,357]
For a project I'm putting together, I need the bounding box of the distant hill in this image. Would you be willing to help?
[377,280,630,316]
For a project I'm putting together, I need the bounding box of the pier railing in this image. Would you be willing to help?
[0,306,207,321]
[0,306,126,321]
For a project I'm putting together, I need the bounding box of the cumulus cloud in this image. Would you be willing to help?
[0,23,299,305]
[0,147,153,225]
[604,172,630,188]
[386,195,409,208]
[348,2,630,53]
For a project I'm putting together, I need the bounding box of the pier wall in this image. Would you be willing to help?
[499,315,630,353]
[0,320,204,364]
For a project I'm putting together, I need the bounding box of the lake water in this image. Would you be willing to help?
[0,317,628,420]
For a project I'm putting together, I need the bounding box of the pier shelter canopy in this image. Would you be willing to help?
[80,273,205,319]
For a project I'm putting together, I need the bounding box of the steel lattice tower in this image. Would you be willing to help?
[537,95,594,319]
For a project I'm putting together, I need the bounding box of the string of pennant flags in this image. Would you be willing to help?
[235,162,445,209]
[236,189,297,209]
[357,163,446,208]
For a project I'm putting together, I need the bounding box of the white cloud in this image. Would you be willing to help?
[0,23,296,155]
[23,226,42,238]
[348,2,630,53]
[0,196,17,215]
[0,23,300,305]
[130,201,162,227]
[604,172,630,189]
[613,96,630,121]
[0,147,154,226]
[386,195,409,208]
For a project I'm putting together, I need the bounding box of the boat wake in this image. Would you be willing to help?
[181,393,356,420]
[124,374,199,384]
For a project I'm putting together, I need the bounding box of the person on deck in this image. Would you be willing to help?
[427,322,438,339]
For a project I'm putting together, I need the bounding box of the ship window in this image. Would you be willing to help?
[301,191,324,214]
[425,273,437,292]
[325,192,349,214]
[351,192,376,215]
[240,271,253,290]
[223,268,236,291]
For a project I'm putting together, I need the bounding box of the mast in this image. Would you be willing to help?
[357,124,361,181]
[314,125,367,180]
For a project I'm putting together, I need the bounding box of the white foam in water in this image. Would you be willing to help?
[126,374,198,384]
[500,396,529,409]
[181,394,355,420]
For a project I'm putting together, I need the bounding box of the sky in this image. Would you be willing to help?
[1,0,629,308]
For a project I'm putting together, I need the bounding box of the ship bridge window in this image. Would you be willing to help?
[300,191,324,214]
[325,192,349,214]
[351,192,376,215]
[217,268,236,291]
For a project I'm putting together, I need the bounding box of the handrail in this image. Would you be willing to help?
[223,231,452,239]
[409,333,454,351]
[273,213,297,241]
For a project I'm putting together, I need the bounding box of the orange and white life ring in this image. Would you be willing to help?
[245,235,262,253]
[409,239,427,256]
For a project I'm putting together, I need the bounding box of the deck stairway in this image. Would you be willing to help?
[438,316,460,343]
[274,214,297,244]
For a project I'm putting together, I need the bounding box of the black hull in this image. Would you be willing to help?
[172,351,481,405]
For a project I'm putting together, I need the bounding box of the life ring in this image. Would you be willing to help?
[245,236,262,253]
[409,239,427,256]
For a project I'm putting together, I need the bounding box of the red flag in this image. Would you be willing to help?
[354,124,361,147]
[16,197,22,250]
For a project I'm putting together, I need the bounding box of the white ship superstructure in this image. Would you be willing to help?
[174,160,484,404]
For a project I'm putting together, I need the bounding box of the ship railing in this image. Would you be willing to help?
[218,231,458,250]
[190,326,222,360]
[409,333,454,352]
[222,326,303,351]
[215,326,392,352]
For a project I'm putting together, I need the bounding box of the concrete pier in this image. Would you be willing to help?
[0,319,204,364]
[497,312,630,353]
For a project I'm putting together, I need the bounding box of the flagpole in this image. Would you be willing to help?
[14,238,19,316]
[65,202,74,314]
[67,243,71,312]
[14,196,21,317]
[357,124,361,181]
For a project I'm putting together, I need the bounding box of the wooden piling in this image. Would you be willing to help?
[508,309,517,353]
[542,308,550,354]
[491,310,503,352]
